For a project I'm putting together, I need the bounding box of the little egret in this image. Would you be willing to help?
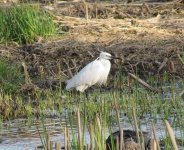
[66,51,119,92]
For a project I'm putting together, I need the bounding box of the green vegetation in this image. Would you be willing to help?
[0,71,183,149]
[34,75,183,149]
[0,4,55,44]
[0,58,24,93]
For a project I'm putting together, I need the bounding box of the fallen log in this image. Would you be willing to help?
[128,73,158,92]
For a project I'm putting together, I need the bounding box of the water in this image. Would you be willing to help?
[0,82,183,150]
[0,112,183,150]
[0,118,66,150]
[0,116,94,150]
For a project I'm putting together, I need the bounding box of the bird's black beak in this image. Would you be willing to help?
[111,56,121,60]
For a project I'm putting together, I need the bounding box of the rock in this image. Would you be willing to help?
[106,129,150,150]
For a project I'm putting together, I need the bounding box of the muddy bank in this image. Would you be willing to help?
[0,1,184,88]
[1,35,183,86]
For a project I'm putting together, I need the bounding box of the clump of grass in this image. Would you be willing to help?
[0,58,24,93]
[0,4,55,44]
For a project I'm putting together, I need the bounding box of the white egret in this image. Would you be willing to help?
[66,51,119,92]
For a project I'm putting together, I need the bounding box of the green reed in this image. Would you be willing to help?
[0,72,184,149]
[0,4,55,44]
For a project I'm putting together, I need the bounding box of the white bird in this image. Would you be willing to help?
[66,51,118,92]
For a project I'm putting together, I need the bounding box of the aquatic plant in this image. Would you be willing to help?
[1,72,184,149]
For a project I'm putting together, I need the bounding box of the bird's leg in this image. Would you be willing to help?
[99,85,104,94]
[100,86,102,93]
[82,91,88,139]
[84,90,89,101]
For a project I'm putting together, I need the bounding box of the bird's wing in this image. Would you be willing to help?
[66,60,104,90]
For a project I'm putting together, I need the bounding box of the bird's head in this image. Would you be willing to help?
[99,51,121,60]
[99,51,112,60]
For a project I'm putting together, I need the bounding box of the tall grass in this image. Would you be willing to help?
[0,4,55,44]
[0,58,24,93]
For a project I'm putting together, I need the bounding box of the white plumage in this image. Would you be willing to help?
[66,52,112,92]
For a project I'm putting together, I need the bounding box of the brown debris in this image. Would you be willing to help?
[20,84,35,94]
[22,62,32,85]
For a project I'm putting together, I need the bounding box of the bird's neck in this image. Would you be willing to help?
[99,58,110,66]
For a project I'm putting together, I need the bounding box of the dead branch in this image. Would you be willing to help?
[128,73,157,92]
[158,58,168,72]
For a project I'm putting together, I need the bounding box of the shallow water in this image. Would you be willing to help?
[0,82,183,150]
[0,118,64,150]
[0,111,183,150]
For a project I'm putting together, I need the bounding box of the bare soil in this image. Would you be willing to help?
[0,1,184,89]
